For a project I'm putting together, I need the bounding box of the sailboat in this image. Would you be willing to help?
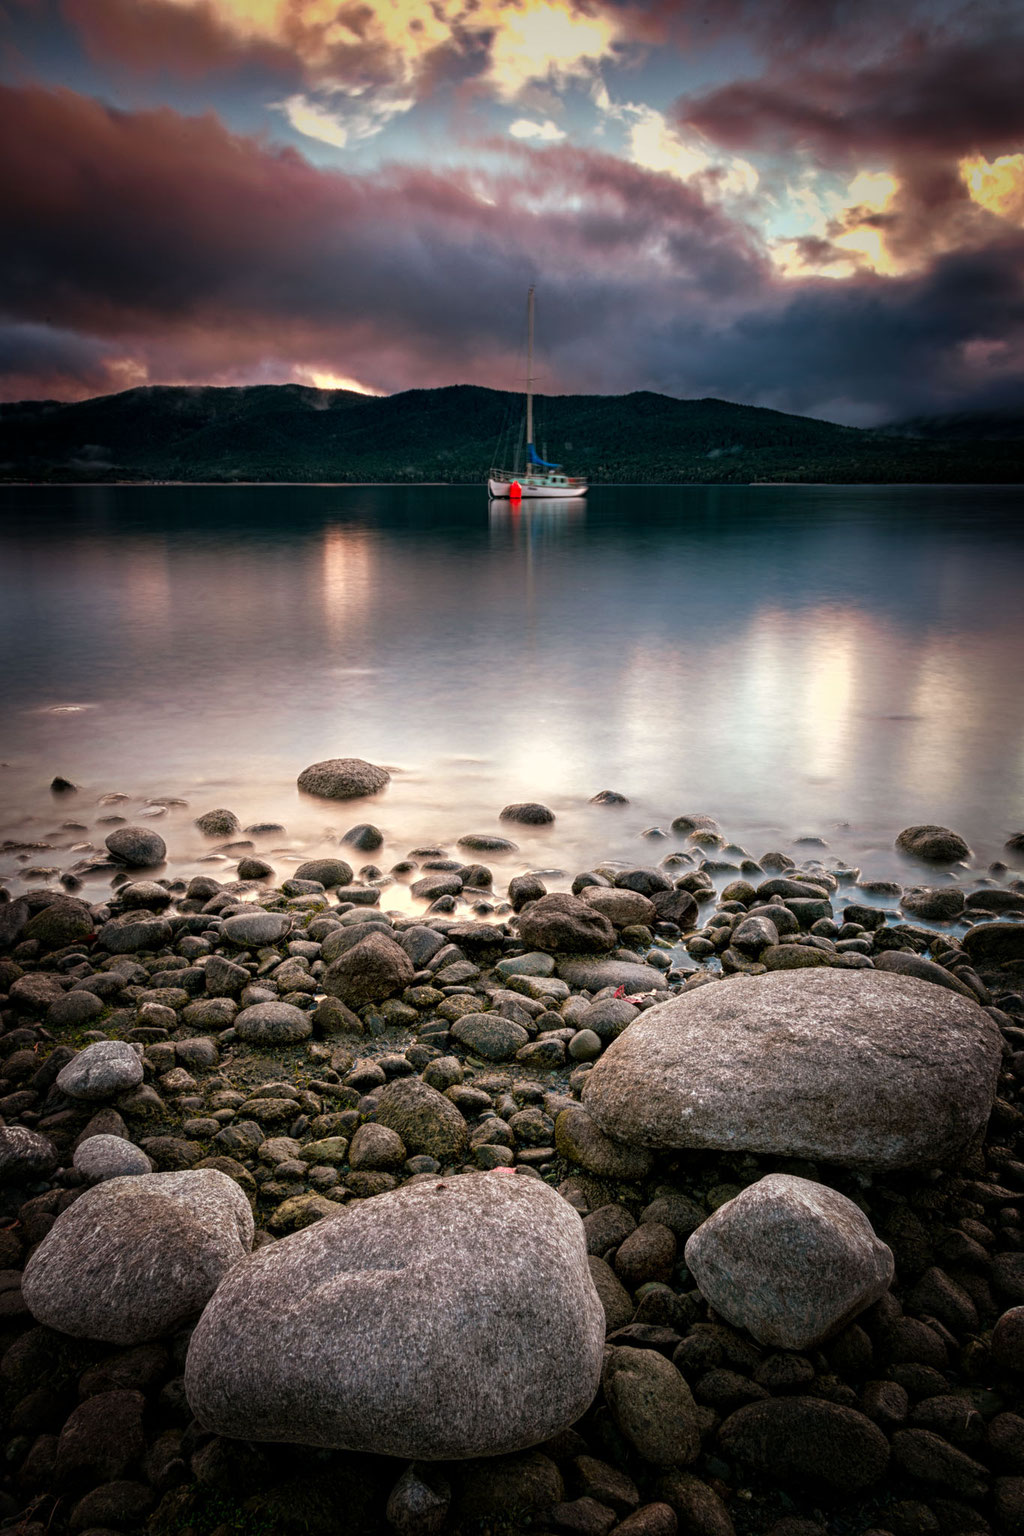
[487,287,588,500]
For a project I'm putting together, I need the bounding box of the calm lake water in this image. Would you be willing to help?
[1,483,1023,906]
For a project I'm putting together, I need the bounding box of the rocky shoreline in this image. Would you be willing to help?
[2,764,1024,1536]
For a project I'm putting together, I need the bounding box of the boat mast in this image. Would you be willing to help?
[526,285,534,452]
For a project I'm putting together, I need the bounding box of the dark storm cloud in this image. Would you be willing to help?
[680,30,1024,161]
[2,83,1023,422]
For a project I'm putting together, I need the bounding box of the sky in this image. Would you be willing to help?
[2,0,1023,424]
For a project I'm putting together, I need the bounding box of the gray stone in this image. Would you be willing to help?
[105,827,167,867]
[348,1123,406,1171]
[500,802,556,825]
[47,989,105,1027]
[322,930,414,1006]
[57,1041,144,1101]
[24,895,95,949]
[962,922,1024,965]
[557,958,669,994]
[901,888,966,921]
[685,1174,894,1350]
[119,880,173,910]
[0,896,30,948]
[97,912,173,954]
[582,969,1002,1169]
[873,950,977,998]
[23,1168,254,1343]
[221,911,292,948]
[195,809,241,836]
[297,758,390,799]
[555,1107,654,1181]
[896,825,971,862]
[719,1397,889,1495]
[184,1172,604,1458]
[452,1013,529,1061]
[0,1125,58,1183]
[457,834,519,852]
[376,1077,469,1163]
[234,1001,313,1045]
[74,1134,153,1182]
[495,952,556,978]
[581,887,657,927]
[294,858,354,887]
[517,893,616,954]
[602,1346,700,1466]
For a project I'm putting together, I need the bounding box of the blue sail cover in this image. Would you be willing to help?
[527,442,561,469]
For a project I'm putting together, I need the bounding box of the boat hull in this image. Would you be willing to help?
[488,478,588,499]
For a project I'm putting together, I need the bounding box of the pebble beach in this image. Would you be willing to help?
[2,757,1024,1536]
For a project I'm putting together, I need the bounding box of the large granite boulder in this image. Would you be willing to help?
[685,1174,894,1349]
[56,1041,144,1101]
[22,1168,254,1343]
[184,1172,604,1458]
[297,758,390,799]
[582,970,1001,1169]
[517,894,616,955]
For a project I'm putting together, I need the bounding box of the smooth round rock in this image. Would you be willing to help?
[293,858,354,887]
[105,827,167,867]
[582,969,1002,1169]
[184,1172,604,1458]
[895,825,971,862]
[0,1125,58,1184]
[234,1001,312,1045]
[297,758,390,799]
[22,1168,254,1343]
[684,1174,894,1350]
[500,802,556,825]
[74,1135,154,1182]
[719,1397,890,1495]
[451,1013,529,1062]
[24,895,95,948]
[195,809,241,836]
[57,1041,145,1101]
[221,911,292,948]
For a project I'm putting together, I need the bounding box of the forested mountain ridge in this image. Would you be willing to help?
[1,383,1021,483]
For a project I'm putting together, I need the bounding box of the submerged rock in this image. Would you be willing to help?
[582,969,1001,1168]
[297,758,390,799]
[895,824,971,862]
[104,826,167,867]
[184,1172,604,1458]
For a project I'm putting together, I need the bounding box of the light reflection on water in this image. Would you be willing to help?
[0,482,1023,903]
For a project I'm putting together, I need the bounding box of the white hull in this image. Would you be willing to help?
[488,478,587,499]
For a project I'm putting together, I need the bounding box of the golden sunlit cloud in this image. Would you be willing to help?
[292,367,385,395]
[605,101,758,199]
[771,169,903,279]
[162,0,628,146]
[508,118,566,142]
[961,153,1024,223]
[276,94,350,149]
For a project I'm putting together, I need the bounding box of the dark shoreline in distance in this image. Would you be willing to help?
[1,382,1022,486]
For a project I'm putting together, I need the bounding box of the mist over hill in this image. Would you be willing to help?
[1,383,1021,484]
